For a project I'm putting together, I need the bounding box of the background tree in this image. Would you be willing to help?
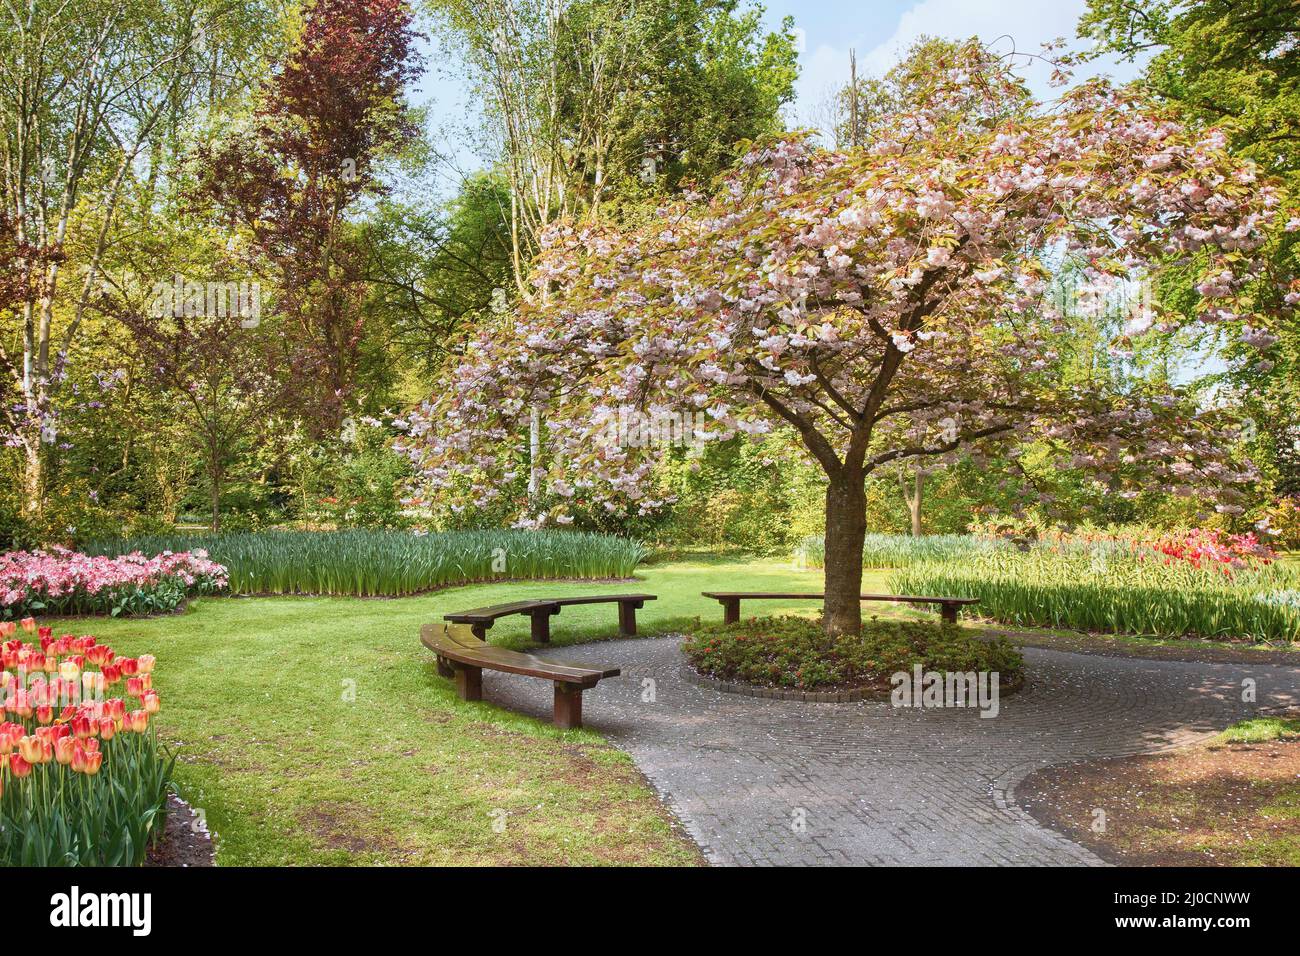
[431,0,796,508]
[1080,0,1300,518]
[194,0,424,431]
[362,173,515,374]
[0,0,271,515]
[433,0,798,299]
[118,295,290,532]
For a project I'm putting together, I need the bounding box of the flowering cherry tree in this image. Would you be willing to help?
[399,53,1291,636]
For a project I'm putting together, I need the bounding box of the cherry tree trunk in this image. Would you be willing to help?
[823,475,867,637]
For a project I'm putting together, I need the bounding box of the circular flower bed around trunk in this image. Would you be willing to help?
[681,615,1024,692]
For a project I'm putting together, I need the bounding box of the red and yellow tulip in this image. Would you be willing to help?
[0,618,170,866]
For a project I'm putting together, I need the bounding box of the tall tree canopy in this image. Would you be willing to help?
[398,45,1291,635]
[0,0,276,513]
[433,0,798,298]
[194,0,424,429]
[1080,0,1300,502]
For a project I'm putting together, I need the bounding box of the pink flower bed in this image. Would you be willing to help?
[0,548,228,618]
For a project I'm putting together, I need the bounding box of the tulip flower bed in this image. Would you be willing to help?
[0,620,171,866]
[87,529,648,597]
[0,548,228,618]
[890,540,1300,643]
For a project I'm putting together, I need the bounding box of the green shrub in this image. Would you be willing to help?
[125,514,177,538]
[682,615,1023,689]
[0,479,127,551]
[322,422,414,529]
[652,436,815,555]
[795,532,1012,569]
[85,528,649,597]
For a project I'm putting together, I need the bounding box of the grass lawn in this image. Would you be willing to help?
[60,556,869,866]
[36,550,1298,865]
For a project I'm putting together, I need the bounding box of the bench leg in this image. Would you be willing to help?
[553,682,583,729]
[618,601,639,636]
[529,609,552,643]
[940,603,958,624]
[436,655,454,679]
[454,665,483,701]
[722,598,740,625]
[470,623,490,641]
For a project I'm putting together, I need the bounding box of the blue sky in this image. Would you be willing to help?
[765,0,1141,121]
[409,0,1144,194]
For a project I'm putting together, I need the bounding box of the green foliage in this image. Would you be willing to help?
[653,435,821,554]
[682,615,1023,689]
[436,0,798,222]
[125,514,178,539]
[323,421,414,529]
[0,732,174,867]
[795,532,1013,569]
[364,175,515,374]
[624,0,799,194]
[890,547,1300,643]
[1257,498,1300,550]
[0,478,126,551]
[86,529,648,596]
[1080,0,1300,180]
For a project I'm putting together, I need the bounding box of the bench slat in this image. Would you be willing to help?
[444,601,558,623]
[422,624,618,684]
[446,594,657,621]
[701,591,977,604]
[443,593,657,642]
[549,594,656,607]
[701,591,979,625]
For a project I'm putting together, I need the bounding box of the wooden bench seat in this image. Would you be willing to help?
[422,623,619,729]
[444,593,656,642]
[701,591,979,625]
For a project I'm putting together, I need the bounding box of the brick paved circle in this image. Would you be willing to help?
[480,636,1300,866]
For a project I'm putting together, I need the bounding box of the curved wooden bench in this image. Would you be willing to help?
[422,623,619,729]
[445,593,656,642]
[701,591,979,625]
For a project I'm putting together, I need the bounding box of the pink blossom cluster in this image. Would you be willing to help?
[395,44,1290,529]
[0,548,228,615]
